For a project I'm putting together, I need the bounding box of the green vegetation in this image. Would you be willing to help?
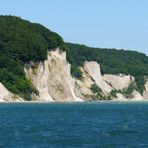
[135,76,146,94]
[91,84,102,94]
[71,65,82,79]
[90,84,105,100]
[0,15,64,100]
[110,90,117,98]
[66,43,148,93]
[123,82,135,97]
[0,15,148,100]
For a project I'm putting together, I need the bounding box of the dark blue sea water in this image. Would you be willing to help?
[0,102,148,148]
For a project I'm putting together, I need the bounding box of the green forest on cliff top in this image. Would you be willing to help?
[0,16,148,100]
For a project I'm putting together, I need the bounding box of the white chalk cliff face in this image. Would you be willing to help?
[25,61,53,102]
[0,83,23,102]
[73,67,94,100]
[130,90,143,101]
[103,74,133,91]
[102,74,144,100]
[143,80,148,99]
[73,61,113,100]
[74,62,144,101]
[45,49,82,102]
[84,62,112,94]
[116,93,127,101]
[25,49,82,102]
[0,48,147,102]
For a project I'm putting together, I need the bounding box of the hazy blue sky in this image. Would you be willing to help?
[0,0,147,54]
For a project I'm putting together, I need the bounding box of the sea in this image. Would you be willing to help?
[0,101,148,148]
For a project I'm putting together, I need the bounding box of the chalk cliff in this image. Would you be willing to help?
[25,49,82,102]
[143,80,148,99]
[73,61,113,100]
[130,90,143,101]
[0,83,23,102]
[25,61,53,102]
[0,16,147,102]
[0,48,147,102]
[103,74,133,91]
[84,62,112,94]
[103,74,144,100]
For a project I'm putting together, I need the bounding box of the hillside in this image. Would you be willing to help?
[0,15,148,101]
[66,43,148,94]
[0,15,64,100]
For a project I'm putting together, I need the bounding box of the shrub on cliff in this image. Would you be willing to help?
[71,65,82,79]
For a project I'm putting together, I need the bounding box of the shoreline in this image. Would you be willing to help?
[0,99,148,104]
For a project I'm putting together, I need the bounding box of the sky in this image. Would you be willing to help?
[0,0,147,54]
